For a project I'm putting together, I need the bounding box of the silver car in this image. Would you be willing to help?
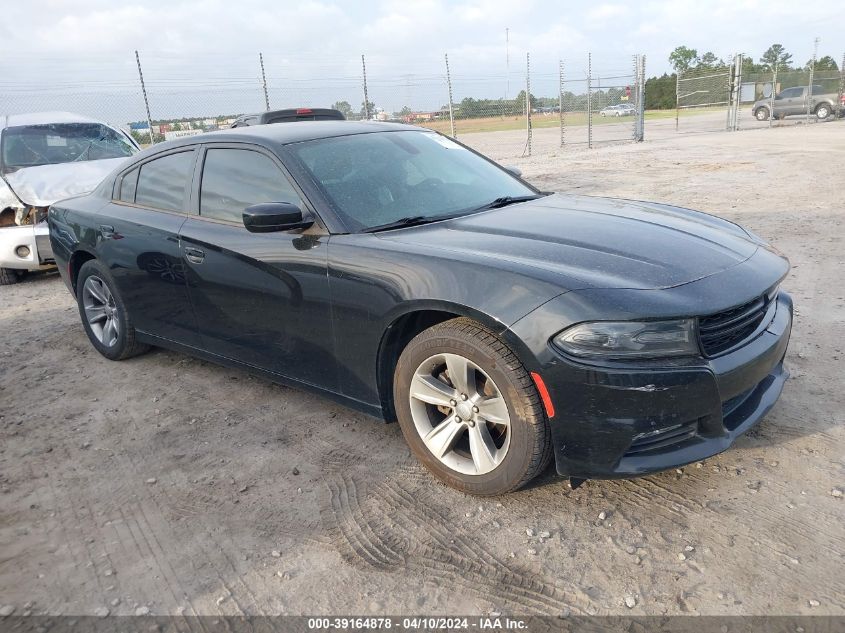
[599,104,636,117]
[0,112,140,284]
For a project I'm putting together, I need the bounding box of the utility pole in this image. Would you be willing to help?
[445,53,456,138]
[838,51,845,119]
[807,37,820,122]
[361,54,370,120]
[525,52,532,156]
[587,52,593,149]
[559,59,564,148]
[259,52,270,111]
[675,71,680,132]
[505,28,510,102]
[134,50,155,145]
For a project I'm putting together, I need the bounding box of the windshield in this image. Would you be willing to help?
[288,130,535,231]
[1,123,138,172]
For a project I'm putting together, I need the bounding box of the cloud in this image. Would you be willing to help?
[586,4,630,22]
[1,0,842,121]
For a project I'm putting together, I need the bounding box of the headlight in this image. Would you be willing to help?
[553,319,699,359]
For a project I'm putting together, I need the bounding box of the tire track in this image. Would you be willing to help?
[374,480,593,614]
[319,469,591,615]
[321,476,406,569]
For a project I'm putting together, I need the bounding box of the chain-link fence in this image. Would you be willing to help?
[0,50,646,160]
[8,47,834,158]
[674,61,734,133]
[558,54,645,149]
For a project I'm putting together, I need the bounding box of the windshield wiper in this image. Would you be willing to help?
[364,215,449,233]
[477,194,545,210]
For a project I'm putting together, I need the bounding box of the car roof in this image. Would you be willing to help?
[1,111,107,130]
[148,120,424,151]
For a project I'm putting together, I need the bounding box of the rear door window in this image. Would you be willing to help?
[119,167,139,202]
[135,150,195,212]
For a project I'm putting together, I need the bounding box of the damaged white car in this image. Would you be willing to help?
[1,112,140,284]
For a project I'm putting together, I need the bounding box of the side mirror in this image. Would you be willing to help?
[243,202,314,233]
[504,165,523,178]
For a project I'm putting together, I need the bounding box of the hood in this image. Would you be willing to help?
[379,193,761,291]
[3,157,129,207]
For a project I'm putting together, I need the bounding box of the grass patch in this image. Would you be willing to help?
[414,108,716,135]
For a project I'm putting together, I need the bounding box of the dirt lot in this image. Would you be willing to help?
[1,123,843,617]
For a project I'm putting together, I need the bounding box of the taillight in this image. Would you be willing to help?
[296,108,313,115]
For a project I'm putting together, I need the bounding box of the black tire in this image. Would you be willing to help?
[393,317,552,495]
[815,104,831,120]
[0,267,20,285]
[754,107,769,121]
[76,259,149,361]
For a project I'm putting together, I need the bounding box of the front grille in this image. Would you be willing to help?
[698,291,775,356]
[625,418,702,455]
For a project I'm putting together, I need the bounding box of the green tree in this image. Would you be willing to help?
[360,100,376,119]
[331,100,353,118]
[669,46,698,73]
[399,106,413,116]
[513,90,538,114]
[760,44,793,71]
[806,55,839,71]
[697,52,723,69]
[644,73,677,110]
[739,54,764,75]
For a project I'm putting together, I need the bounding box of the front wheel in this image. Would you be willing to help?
[76,259,149,360]
[755,107,769,121]
[393,318,552,495]
[0,268,22,285]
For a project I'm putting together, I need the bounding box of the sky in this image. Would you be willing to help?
[1,0,843,122]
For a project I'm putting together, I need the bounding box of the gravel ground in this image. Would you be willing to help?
[0,123,843,617]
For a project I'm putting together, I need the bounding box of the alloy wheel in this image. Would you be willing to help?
[408,352,511,475]
[82,275,120,347]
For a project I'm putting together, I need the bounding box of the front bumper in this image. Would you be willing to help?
[0,222,55,270]
[529,291,792,479]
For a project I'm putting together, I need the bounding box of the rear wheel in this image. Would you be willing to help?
[815,104,831,120]
[76,260,149,360]
[393,318,552,495]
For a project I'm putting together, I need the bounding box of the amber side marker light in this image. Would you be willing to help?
[530,372,555,419]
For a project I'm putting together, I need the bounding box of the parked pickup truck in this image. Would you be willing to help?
[0,112,139,284]
[752,85,844,121]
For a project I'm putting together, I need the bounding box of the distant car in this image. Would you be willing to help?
[752,85,841,121]
[231,108,345,127]
[599,104,636,117]
[0,112,140,285]
[49,121,791,496]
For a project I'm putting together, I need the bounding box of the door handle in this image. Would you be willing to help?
[99,224,115,238]
[184,247,205,264]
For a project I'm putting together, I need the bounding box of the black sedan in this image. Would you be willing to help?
[48,121,792,496]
